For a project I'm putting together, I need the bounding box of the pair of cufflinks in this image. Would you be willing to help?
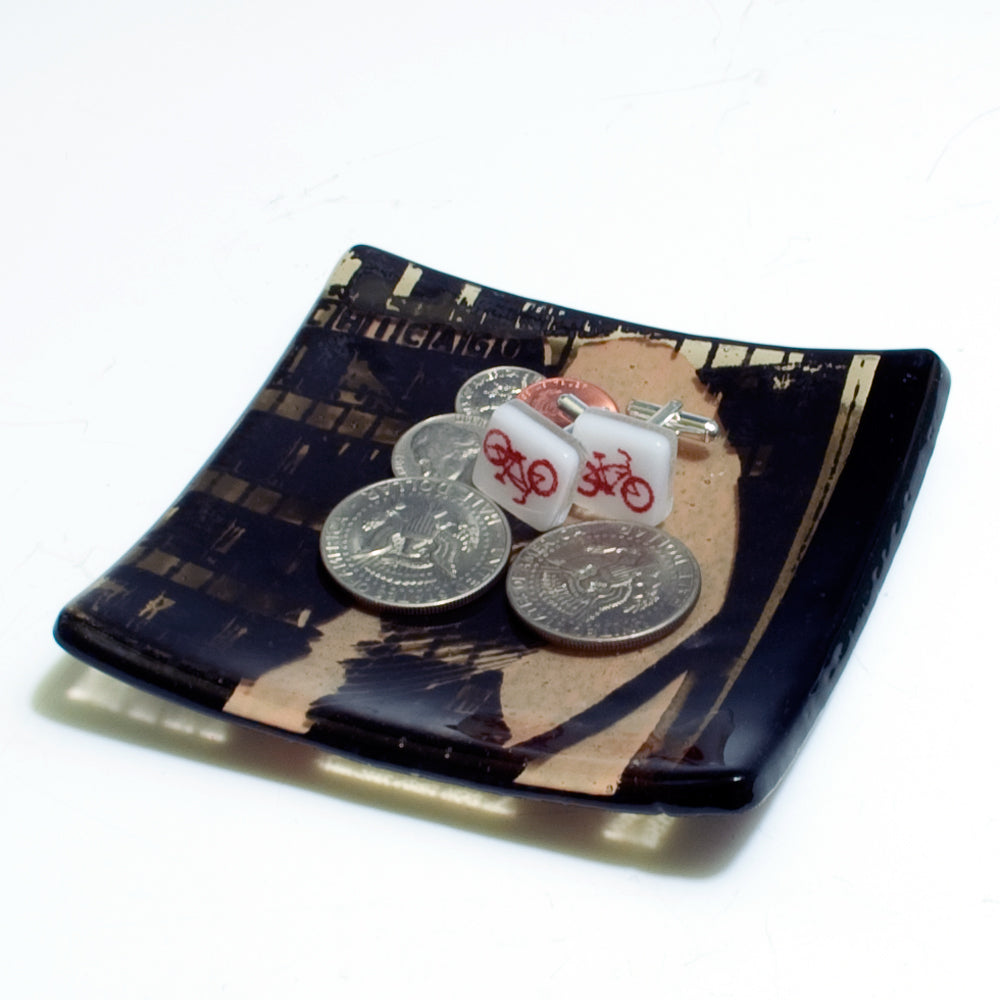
[471,379,718,532]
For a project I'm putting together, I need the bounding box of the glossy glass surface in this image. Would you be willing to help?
[54,245,949,812]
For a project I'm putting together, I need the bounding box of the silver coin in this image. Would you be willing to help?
[391,413,488,483]
[506,521,701,651]
[320,478,511,613]
[455,366,544,418]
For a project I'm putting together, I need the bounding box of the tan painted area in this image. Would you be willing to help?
[327,251,363,288]
[504,337,741,795]
[750,347,786,366]
[713,343,748,367]
[679,339,712,368]
[517,673,687,797]
[223,608,377,732]
[392,263,423,298]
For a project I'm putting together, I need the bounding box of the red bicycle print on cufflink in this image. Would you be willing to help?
[578,449,654,513]
[482,430,558,505]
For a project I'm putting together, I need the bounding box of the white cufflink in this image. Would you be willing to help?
[471,398,587,531]
[470,383,720,532]
[557,394,678,525]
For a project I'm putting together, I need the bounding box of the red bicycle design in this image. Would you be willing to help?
[578,448,654,513]
[483,429,558,505]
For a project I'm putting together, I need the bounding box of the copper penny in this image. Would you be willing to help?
[517,377,619,427]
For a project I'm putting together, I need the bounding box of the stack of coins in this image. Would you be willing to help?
[319,365,706,650]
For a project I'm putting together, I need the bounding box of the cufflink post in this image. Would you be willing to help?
[555,393,588,421]
[627,399,720,442]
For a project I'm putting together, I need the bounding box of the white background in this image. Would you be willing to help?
[2,2,997,996]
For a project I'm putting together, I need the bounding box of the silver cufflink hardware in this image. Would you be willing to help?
[626,399,720,442]
[554,393,678,524]
[560,394,719,442]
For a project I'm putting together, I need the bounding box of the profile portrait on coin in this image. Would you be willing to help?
[454,365,544,418]
[392,414,486,482]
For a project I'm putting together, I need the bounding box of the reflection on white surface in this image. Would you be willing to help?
[67,665,229,743]
[315,754,519,818]
[49,662,721,859]
[602,811,675,851]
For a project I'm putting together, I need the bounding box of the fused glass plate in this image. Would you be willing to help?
[54,246,949,813]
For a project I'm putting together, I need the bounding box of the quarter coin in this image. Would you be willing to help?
[391,413,488,482]
[455,366,544,417]
[517,377,619,427]
[320,478,511,613]
[506,520,700,651]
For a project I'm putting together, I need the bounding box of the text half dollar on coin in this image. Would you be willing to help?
[391,413,488,483]
[505,520,701,651]
[320,478,512,613]
[454,366,544,418]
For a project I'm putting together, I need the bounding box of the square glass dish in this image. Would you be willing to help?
[54,246,949,812]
